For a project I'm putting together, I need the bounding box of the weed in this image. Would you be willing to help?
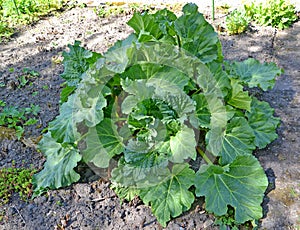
[17,75,28,88]
[42,85,49,90]
[0,100,6,107]
[226,9,251,35]
[32,91,39,97]
[0,161,37,205]
[245,0,297,29]
[0,103,40,139]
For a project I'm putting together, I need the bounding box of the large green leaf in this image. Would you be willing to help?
[82,118,124,168]
[48,94,80,143]
[195,155,268,223]
[228,79,252,111]
[111,141,169,188]
[207,117,256,164]
[174,3,222,63]
[227,58,283,91]
[33,133,81,196]
[140,164,195,227]
[49,86,106,143]
[170,126,197,163]
[127,12,162,42]
[246,97,280,148]
[148,66,189,90]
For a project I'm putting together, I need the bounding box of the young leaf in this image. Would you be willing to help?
[61,40,101,86]
[140,163,195,227]
[82,118,124,168]
[170,126,197,163]
[227,79,252,111]
[207,117,256,164]
[195,155,268,223]
[227,58,283,91]
[246,97,280,149]
[193,94,211,128]
[33,133,81,196]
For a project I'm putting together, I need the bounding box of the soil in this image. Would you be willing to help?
[0,2,299,230]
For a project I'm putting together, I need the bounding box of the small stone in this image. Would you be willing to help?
[73,183,91,198]
[203,219,214,228]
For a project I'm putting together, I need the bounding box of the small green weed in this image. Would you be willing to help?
[0,103,40,139]
[245,0,297,29]
[214,207,253,229]
[95,3,154,18]
[0,161,37,205]
[42,85,49,90]
[226,9,251,35]
[216,3,231,14]
[16,68,39,88]
[0,100,6,107]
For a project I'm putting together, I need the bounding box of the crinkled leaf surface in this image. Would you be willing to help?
[207,117,256,164]
[82,118,124,168]
[33,133,81,196]
[140,164,195,227]
[227,58,283,91]
[174,4,222,63]
[48,94,80,143]
[228,79,252,111]
[246,97,280,148]
[111,152,169,188]
[61,40,101,86]
[49,88,106,143]
[195,155,268,223]
[170,126,196,163]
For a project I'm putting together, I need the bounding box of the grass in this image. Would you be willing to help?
[0,0,68,42]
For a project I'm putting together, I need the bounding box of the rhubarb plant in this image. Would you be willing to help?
[33,3,282,227]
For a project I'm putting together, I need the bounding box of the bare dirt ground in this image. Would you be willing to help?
[0,2,299,229]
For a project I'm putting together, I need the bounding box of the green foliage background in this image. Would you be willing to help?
[0,0,66,40]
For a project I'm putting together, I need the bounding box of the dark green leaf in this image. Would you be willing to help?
[246,97,280,148]
[228,79,252,111]
[140,164,195,227]
[83,118,124,168]
[61,40,101,86]
[227,58,283,91]
[195,155,268,223]
[207,117,256,164]
[174,3,222,63]
[193,94,211,128]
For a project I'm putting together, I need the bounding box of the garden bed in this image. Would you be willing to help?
[0,2,299,229]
